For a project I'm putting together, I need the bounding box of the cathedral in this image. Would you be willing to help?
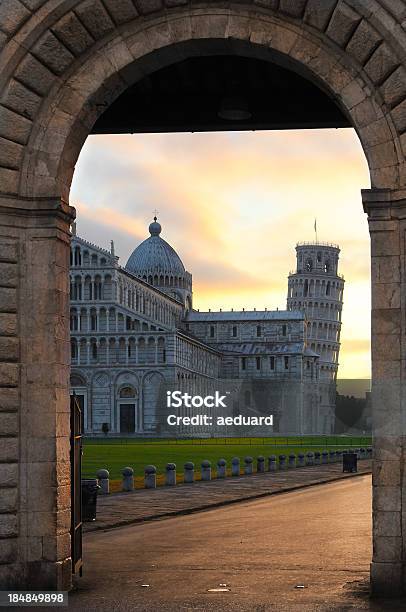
[70,217,344,436]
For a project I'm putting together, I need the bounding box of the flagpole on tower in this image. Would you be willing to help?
[314,218,318,243]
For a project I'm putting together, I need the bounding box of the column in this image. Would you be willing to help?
[125,338,129,365]
[0,196,74,590]
[363,189,406,596]
[86,340,90,364]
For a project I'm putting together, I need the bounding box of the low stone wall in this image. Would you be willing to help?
[94,448,372,494]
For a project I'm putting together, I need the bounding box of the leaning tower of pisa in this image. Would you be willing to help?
[287,242,344,382]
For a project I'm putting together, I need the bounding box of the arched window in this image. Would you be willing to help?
[71,340,77,359]
[324,259,330,273]
[120,386,136,398]
[305,258,313,272]
[232,325,237,338]
[256,325,261,337]
[282,324,287,336]
[91,342,97,360]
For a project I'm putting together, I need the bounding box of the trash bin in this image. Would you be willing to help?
[343,452,357,473]
[81,479,100,521]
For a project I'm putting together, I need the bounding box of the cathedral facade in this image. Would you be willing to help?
[70,218,343,436]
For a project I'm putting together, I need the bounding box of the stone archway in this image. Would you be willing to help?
[0,0,405,595]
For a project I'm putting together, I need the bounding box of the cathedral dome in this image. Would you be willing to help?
[125,217,186,277]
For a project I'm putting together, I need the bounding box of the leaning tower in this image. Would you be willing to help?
[287,242,344,382]
[287,242,344,433]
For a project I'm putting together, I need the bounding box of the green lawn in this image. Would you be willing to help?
[81,436,371,480]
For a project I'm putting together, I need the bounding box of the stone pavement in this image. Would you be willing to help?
[85,460,372,532]
[68,476,404,611]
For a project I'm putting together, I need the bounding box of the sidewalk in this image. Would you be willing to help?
[85,460,372,532]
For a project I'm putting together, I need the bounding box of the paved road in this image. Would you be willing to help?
[86,461,372,532]
[68,475,403,611]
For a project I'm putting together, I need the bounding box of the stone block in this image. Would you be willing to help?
[0,168,19,195]
[14,53,56,97]
[0,488,18,512]
[0,137,23,170]
[373,486,401,512]
[367,140,398,170]
[0,0,30,35]
[359,117,392,148]
[351,97,384,129]
[0,387,18,411]
[391,98,406,134]
[303,0,337,31]
[340,79,366,110]
[372,436,402,461]
[0,463,18,487]
[0,242,17,263]
[373,536,402,563]
[254,0,279,10]
[52,12,95,56]
[32,31,75,77]
[0,314,17,336]
[0,105,31,146]
[346,19,381,65]
[371,308,400,337]
[1,79,42,121]
[373,510,401,538]
[135,0,163,13]
[373,460,401,487]
[0,538,17,564]
[0,337,19,361]
[28,511,58,537]
[0,514,17,537]
[74,0,115,40]
[0,363,19,386]
[0,438,18,462]
[103,0,138,24]
[279,0,307,17]
[326,3,361,48]
[371,256,400,284]
[380,66,406,108]
[364,43,399,85]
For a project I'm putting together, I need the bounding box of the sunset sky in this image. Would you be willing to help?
[71,128,371,379]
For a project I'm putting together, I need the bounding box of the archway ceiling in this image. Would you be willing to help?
[92,54,350,133]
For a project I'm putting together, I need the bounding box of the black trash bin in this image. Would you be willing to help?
[343,452,357,473]
[82,479,100,521]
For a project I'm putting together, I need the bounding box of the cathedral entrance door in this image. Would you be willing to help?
[119,403,136,433]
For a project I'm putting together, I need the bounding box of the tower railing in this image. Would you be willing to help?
[296,241,340,249]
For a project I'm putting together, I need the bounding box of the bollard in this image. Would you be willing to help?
[96,469,110,494]
[257,456,265,473]
[268,455,277,472]
[336,450,342,464]
[367,447,373,459]
[288,453,296,469]
[184,461,195,483]
[306,451,314,466]
[217,458,227,479]
[322,451,329,464]
[279,454,287,470]
[244,456,253,475]
[201,460,212,481]
[329,450,336,463]
[297,453,305,467]
[231,457,240,477]
[165,463,176,486]
[122,466,134,492]
[360,448,366,459]
[144,465,157,489]
[314,451,321,466]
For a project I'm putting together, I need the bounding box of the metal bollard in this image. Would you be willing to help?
[165,462,176,486]
[268,455,277,472]
[244,456,253,475]
[297,453,305,467]
[306,451,314,466]
[184,461,195,483]
[279,454,287,470]
[97,469,110,494]
[322,451,329,464]
[336,450,342,464]
[360,448,366,459]
[367,447,373,459]
[217,458,227,479]
[288,453,296,469]
[329,450,336,463]
[122,466,134,492]
[231,457,240,476]
[314,451,321,465]
[144,465,157,489]
[257,456,265,473]
[201,460,212,481]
